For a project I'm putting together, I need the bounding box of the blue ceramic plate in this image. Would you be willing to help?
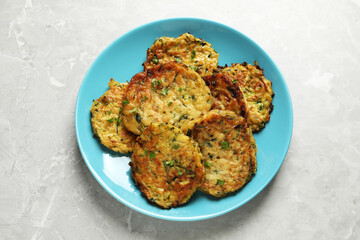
[75,18,293,221]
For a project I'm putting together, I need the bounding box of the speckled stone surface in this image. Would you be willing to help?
[1,0,360,239]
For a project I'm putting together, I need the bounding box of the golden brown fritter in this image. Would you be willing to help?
[122,61,213,135]
[192,110,257,197]
[202,71,247,118]
[130,123,204,209]
[90,79,136,153]
[143,33,219,77]
[219,62,274,131]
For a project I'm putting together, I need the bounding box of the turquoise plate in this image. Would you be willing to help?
[75,18,293,221]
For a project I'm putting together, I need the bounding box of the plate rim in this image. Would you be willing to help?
[75,17,293,221]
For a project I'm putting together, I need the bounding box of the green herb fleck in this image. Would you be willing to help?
[221,141,230,150]
[152,55,159,64]
[164,160,174,167]
[191,50,196,59]
[107,118,115,123]
[149,151,156,159]
[168,101,173,106]
[161,88,169,96]
[129,107,138,114]
[172,144,179,149]
[189,65,199,71]
[122,100,129,105]
[178,87,183,92]
[232,79,238,83]
[174,56,182,63]
[141,96,148,101]
[151,78,157,86]
[217,179,225,186]
[144,150,148,156]
[107,110,112,115]
[204,161,211,168]
[178,170,183,175]
[151,78,162,90]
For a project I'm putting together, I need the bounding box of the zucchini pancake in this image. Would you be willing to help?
[203,71,247,118]
[192,110,257,197]
[130,123,204,209]
[122,61,213,135]
[143,33,219,77]
[90,79,136,153]
[219,62,274,131]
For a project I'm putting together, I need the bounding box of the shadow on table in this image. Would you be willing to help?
[74,141,283,239]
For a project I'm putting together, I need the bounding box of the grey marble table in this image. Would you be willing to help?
[1,0,359,239]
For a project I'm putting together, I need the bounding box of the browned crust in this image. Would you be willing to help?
[202,72,247,118]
